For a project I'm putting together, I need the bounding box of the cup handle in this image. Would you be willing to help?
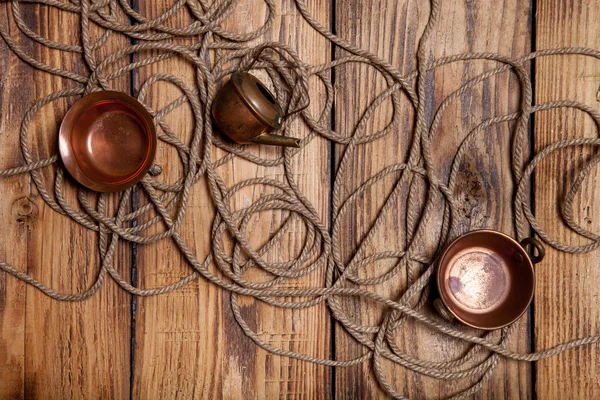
[433,298,455,322]
[519,237,545,264]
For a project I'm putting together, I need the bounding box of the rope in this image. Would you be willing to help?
[0,0,599,397]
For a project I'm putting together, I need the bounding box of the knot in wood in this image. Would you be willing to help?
[12,197,39,224]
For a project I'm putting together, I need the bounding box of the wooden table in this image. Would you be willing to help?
[0,0,599,398]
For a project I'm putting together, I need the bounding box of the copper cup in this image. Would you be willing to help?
[59,91,157,193]
[434,230,545,330]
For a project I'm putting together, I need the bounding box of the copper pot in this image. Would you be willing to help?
[434,230,545,330]
[211,72,300,148]
[59,91,157,193]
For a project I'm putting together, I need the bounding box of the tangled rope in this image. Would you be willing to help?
[1,0,599,398]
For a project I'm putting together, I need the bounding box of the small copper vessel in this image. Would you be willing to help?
[212,72,300,148]
[434,230,545,330]
[59,91,157,193]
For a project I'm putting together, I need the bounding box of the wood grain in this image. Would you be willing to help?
[333,0,531,398]
[213,0,334,389]
[0,5,28,397]
[130,2,224,397]
[424,1,532,399]
[332,1,425,397]
[130,0,331,398]
[0,3,132,398]
[534,0,600,398]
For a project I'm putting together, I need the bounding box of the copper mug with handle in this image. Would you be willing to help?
[434,229,545,330]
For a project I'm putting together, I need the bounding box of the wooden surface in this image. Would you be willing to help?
[534,0,600,398]
[0,3,132,399]
[0,0,598,399]
[129,0,331,398]
[334,0,533,398]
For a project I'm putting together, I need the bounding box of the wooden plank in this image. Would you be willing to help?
[0,4,28,397]
[129,2,223,397]
[333,0,531,398]
[131,1,331,398]
[534,0,600,398]
[0,3,132,398]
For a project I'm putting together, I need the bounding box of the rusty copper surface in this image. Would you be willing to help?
[211,72,300,147]
[59,91,156,192]
[437,230,536,330]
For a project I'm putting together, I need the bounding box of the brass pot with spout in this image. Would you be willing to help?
[211,72,301,148]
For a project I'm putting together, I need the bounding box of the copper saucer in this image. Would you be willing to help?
[436,230,545,330]
[59,91,156,192]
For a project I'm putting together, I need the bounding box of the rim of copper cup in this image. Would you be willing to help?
[436,229,536,330]
[58,91,157,193]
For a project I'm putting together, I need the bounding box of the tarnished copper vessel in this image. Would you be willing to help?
[435,230,545,330]
[211,72,300,148]
[59,91,157,193]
